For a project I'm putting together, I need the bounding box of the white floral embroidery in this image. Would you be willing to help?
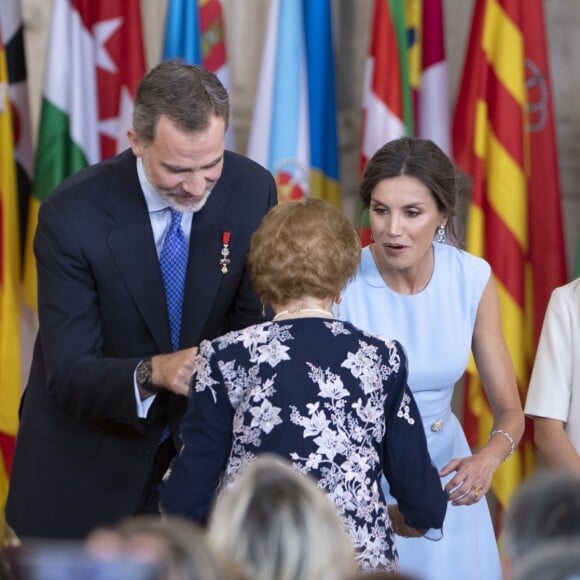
[193,341,219,401]
[290,403,330,437]
[307,363,350,400]
[249,399,283,433]
[313,428,348,461]
[325,320,351,335]
[256,338,291,367]
[238,324,271,351]
[202,320,408,573]
[396,391,415,425]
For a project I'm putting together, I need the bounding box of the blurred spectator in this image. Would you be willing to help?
[512,539,580,580]
[501,471,580,579]
[207,455,357,580]
[86,514,241,580]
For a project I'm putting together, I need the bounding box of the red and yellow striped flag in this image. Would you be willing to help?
[452,0,567,509]
[0,24,22,541]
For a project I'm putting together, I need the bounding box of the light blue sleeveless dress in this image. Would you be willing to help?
[338,242,501,580]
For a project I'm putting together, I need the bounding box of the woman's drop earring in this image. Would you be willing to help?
[436,224,446,243]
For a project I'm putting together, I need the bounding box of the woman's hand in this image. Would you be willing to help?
[439,450,500,506]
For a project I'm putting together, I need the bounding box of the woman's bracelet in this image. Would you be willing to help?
[489,428,516,462]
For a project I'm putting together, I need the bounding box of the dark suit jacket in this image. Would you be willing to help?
[6,149,277,540]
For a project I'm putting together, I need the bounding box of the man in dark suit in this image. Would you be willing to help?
[6,61,277,540]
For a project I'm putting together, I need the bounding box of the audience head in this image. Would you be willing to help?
[358,136,461,245]
[248,199,361,308]
[1,541,157,580]
[87,514,238,580]
[208,454,357,580]
[350,573,418,580]
[132,60,230,143]
[512,538,580,580]
[502,471,580,579]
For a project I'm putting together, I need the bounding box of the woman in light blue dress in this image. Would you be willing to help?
[338,137,525,580]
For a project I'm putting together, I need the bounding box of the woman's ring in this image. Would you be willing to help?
[471,485,483,498]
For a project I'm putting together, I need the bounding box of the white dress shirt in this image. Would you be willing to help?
[133,157,193,417]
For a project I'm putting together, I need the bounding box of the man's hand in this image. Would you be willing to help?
[151,347,198,396]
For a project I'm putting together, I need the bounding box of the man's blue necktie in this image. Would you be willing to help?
[160,209,188,352]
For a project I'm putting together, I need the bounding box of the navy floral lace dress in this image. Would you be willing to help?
[160,318,447,573]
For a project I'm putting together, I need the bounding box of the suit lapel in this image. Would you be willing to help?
[180,178,237,347]
[103,151,242,352]
[105,152,172,352]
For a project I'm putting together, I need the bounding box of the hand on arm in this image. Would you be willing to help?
[440,276,524,506]
[153,347,198,396]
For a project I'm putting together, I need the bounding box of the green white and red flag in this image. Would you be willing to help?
[23,0,146,310]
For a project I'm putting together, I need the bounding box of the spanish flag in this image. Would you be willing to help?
[452,0,567,509]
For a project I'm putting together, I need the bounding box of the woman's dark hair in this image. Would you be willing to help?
[358,136,462,245]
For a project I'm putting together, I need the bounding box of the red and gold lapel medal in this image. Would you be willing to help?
[220,231,231,273]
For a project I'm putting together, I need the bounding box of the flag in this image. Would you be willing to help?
[415,0,451,154]
[452,0,567,509]
[522,4,568,339]
[0,0,32,261]
[0,22,21,542]
[22,0,146,310]
[303,0,340,205]
[247,0,310,202]
[247,0,341,206]
[359,0,450,244]
[1,0,36,433]
[360,0,407,170]
[358,0,406,244]
[162,0,235,150]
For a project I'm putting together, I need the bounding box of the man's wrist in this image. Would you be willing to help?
[136,357,160,394]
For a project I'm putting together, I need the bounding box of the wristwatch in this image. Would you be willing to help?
[136,357,158,394]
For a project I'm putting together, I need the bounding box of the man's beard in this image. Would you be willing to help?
[157,184,215,214]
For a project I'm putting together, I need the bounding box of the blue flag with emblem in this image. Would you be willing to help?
[247,0,340,206]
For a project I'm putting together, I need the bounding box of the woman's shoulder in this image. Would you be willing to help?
[435,243,491,288]
[337,319,406,355]
[542,278,580,328]
[436,242,490,270]
[551,277,580,305]
[203,322,273,354]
